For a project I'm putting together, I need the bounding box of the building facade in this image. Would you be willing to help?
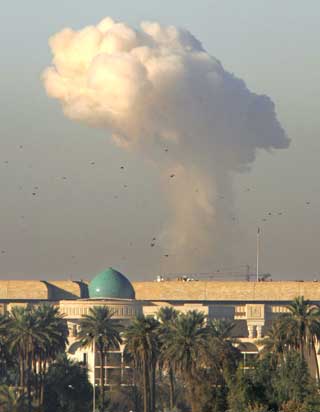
[1,268,320,384]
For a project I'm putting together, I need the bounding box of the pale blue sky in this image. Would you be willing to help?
[0,1,320,280]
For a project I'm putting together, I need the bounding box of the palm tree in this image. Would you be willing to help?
[123,315,160,412]
[3,304,69,410]
[77,306,122,411]
[280,296,320,379]
[7,305,49,412]
[0,314,12,381]
[162,310,207,412]
[32,304,68,406]
[258,321,289,367]
[205,319,240,378]
[157,307,179,412]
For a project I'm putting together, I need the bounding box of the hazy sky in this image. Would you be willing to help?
[1,1,320,281]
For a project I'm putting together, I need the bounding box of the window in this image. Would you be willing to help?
[106,352,121,367]
[106,368,121,385]
[243,353,258,368]
[122,368,134,385]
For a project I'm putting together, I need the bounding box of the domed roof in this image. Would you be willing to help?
[88,268,135,300]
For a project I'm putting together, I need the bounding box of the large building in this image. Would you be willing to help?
[1,268,320,384]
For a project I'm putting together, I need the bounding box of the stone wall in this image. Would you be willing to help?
[0,280,88,300]
[0,281,48,300]
[132,281,320,302]
[1,279,320,302]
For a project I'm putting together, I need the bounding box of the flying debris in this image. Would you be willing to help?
[90,161,95,165]
[268,212,272,216]
[1,250,5,254]
[62,176,67,180]
[164,148,168,152]
[170,174,175,178]
[32,192,37,196]
[150,243,155,247]
[306,201,310,205]
[120,166,125,170]
[164,254,169,257]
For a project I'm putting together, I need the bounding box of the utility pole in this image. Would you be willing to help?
[93,336,96,412]
[256,227,260,282]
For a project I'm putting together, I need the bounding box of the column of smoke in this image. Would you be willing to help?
[43,17,289,272]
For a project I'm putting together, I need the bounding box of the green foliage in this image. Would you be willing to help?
[77,305,122,409]
[43,355,92,412]
[1,297,320,412]
[227,350,320,412]
[0,385,28,412]
[124,315,160,412]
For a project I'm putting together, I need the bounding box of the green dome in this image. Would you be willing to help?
[88,268,135,299]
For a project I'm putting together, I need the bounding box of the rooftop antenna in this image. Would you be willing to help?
[256,227,261,282]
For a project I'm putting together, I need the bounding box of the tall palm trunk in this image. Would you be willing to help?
[187,376,199,412]
[19,351,25,392]
[26,349,32,412]
[99,349,105,411]
[142,355,150,412]
[311,339,320,381]
[151,359,156,412]
[300,339,304,360]
[40,358,47,407]
[169,366,175,411]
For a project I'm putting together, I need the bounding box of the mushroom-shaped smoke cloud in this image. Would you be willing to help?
[43,17,289,270]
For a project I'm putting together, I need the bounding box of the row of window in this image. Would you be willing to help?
[94,367,133,385]
[61,305,138,317]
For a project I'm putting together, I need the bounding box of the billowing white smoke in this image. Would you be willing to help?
[43,17,289,271]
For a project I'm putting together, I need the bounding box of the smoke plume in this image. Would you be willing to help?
[43,17,289,271]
